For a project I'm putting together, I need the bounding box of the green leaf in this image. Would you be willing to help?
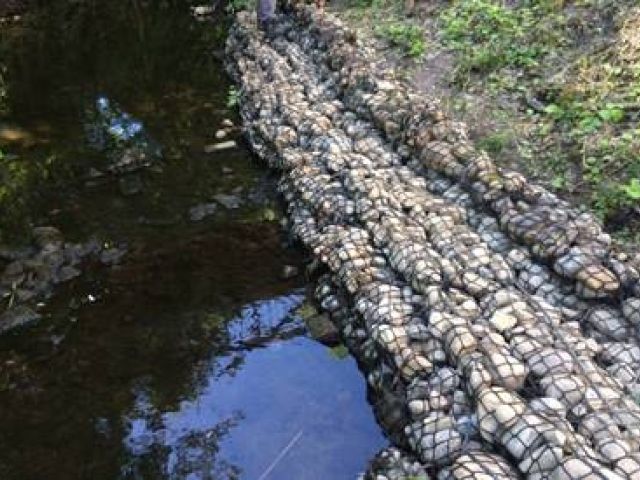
[328,344,349,360]
[543,104,564,120]
[295,302,317,320]
[598,106,625,123]
[578,115,602,133]
[623,178,640,200]
[551,175,565,189]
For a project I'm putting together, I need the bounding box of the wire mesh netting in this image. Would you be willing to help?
[226,7,640,479]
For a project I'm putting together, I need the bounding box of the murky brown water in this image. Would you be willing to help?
[0,2,385,479]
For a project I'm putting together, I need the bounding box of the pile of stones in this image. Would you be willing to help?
[226,8,640,478]
[0,227,122,334]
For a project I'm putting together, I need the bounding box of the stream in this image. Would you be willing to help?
[0,2,386,479]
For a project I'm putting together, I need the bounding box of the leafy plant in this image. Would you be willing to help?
[551,174,566,190]
[477,131,511,155]
[328,344,350,360]
[295,302,317,320]
[598,104,625,123]
[622,178,640,201]
[440,0,563,78]
[226,86,240,108]
[544,103,565,120]
[376,23,426,58]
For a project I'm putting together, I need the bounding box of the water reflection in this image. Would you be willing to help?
[122,294,386,480]
[0,2,388,478]
[85,96,162,174]
[0,0,231,241]
[86,96,145,149]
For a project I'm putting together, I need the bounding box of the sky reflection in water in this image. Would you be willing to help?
[123,294,387,480]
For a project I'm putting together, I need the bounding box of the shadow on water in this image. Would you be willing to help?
[0,1,386,479]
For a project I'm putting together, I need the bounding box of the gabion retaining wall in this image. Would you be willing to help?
[226,8,640,479]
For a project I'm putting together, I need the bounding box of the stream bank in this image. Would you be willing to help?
[334,0,640,241]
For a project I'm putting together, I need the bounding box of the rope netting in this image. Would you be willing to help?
[225,8,640,479]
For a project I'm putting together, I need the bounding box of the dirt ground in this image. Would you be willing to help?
[332,0,640,242]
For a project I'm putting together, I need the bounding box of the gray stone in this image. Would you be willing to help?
[304,312,340,345]
[57,265,81,282]
[204,140,237,153]
[0,306,41,334]
[213,193,242,209]
[280,264,299,280]
[32,226,63,250]
[188,203,218,222]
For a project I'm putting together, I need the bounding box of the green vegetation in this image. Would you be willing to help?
[0,147,53,241]
[439,0,565,83]
[533,6,640,222]
[225,0,253,14]
[227,86,240,108]
[336,0,640,231]
[431,0,640,230]
[375,23,426,58]
[477,130,513,156]
[342,0,427,59]
[295,301,318,320]
[328,344,350,360]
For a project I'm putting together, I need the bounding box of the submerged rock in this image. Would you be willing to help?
[100,247,126,265]
[57,265,81,282]
[0,305,41,334]
[118,174,144,196]
[304,311,340,345]
[213,193,242,209]
[280,264,299,280]
[204,140,237,153]
[191,4,214,16]
[188,202,218,222]
[32,226,63,251]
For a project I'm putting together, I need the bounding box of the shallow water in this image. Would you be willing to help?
[0,2,385,479]
[124,296,384,480]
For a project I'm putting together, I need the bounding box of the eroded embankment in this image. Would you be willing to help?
[226,7,640,479]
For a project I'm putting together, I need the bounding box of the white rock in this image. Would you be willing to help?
[615,454,640,477]
[418,428,463,465]
[528,348,574,376]
[477,387,525,442]
[519,444,564,474]
[489,308,518,332]
[622,297,640,325]
[529,397,567,418]
[596,438,631,464]
[551,457,624,479]
[486,351,528,390]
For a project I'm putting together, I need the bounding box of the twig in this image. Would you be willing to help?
[257,429,304,480]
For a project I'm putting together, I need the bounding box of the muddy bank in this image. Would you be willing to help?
[227,7,640,478]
